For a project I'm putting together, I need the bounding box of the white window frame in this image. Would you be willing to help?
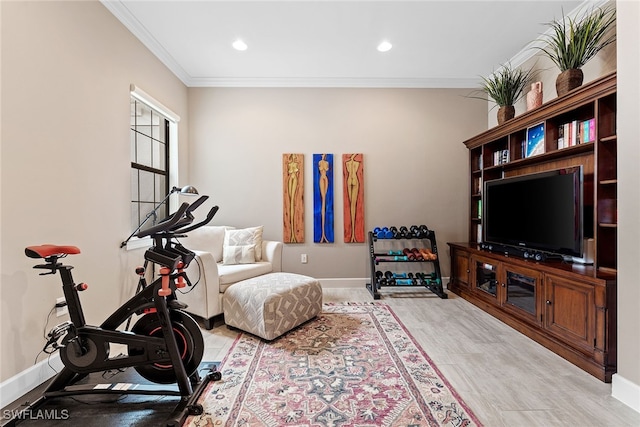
[127,84,180,250]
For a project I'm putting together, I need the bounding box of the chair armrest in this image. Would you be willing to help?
[185,250,220,291]
[179,250,223,319]
[262,240,283,272]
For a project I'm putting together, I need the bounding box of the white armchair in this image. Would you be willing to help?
[176,225,282,329]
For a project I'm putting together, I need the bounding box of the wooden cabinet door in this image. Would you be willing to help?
[451,249,470,289]
[502,264,542,326]
[544,274,595,353]
[470,254,501,303]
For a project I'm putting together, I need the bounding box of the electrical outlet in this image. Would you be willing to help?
[301,254,308,264]
[56,297,68,317]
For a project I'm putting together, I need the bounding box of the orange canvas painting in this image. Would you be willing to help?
[343,153,364,243]
[283,153,304,243]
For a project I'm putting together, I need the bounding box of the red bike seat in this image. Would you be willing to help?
[25,245,81,259]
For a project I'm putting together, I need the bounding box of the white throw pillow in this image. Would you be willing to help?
[223,245,256,265]
[223,226,263,262]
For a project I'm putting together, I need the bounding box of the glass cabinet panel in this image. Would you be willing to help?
[475,260,498,297]
[505,271,536,315]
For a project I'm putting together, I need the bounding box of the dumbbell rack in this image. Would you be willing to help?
[366,226,447,300]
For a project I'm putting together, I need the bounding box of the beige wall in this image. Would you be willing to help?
[0,1,189,382]
[187,87,487,279]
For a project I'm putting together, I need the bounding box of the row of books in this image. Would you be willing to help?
[558,118,595,148]
[492,149,509,166]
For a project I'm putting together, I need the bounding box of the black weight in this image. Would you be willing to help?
[130,310,204,384]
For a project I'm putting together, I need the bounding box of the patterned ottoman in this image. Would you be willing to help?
[223,272,323,340]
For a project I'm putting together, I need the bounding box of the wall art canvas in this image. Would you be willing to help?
[313,153,334,243]
[283,153,304,243]
[342,153,364,243]
[526,122,545,158]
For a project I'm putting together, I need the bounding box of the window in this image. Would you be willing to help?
[129,85,180,239]
[130,99,169,230]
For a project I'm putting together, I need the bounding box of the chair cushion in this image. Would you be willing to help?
[222,245,256,265]
[218,262,273,292]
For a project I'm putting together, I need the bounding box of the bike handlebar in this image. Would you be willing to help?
[173,205,219,234]
[183,195,209,217]
[137,195,221,271]
[137,195,218,238]
[136,202,190,239]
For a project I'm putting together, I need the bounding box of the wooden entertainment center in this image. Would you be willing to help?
[448,72,617,382]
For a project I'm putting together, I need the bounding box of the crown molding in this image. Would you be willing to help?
[100,0,191,85]
[186,76,481,89]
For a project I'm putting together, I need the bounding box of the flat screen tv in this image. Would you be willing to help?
[483,166,583,258]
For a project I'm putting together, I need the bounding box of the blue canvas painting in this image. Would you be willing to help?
[313,153,334,243]
[526,123,545,157]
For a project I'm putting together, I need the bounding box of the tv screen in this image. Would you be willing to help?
[483,167,583,257]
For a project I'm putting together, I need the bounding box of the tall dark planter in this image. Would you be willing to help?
[556,69,584,97]
[497,105,515,125]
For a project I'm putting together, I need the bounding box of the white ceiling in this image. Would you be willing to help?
[102,0,592,88]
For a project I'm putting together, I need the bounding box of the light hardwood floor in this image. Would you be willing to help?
[202,287,640,427]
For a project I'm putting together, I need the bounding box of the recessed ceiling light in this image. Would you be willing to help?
[377,40,392,52]
[232,39,248,51]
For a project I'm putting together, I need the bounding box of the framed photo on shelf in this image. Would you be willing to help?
[525,122,545,158]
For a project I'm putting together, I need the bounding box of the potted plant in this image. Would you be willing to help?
[536,5,616,96]
[471,63,533,125]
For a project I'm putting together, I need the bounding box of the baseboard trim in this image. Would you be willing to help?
[0,355,62,409]
[612,373,640,414]
[317,277,451,290]
[318,278,367,288]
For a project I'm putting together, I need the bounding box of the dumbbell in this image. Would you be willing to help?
[409,225,420,238]
[396,279,413,285]
[418,225,430,236]
[419,248,433,260]
[373,227,389,239]
[392,272,408,279]
[388,250,403,256]
[416,272,438,285]
[399,226,411,238]
[402,248,416,260]
[375,271,387,286]
[410,248,424,260]
[384,271,396,285]
[389,226,400,239]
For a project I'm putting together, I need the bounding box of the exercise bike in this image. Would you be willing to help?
[12,197,220,427]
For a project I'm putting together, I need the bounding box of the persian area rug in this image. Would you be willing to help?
[184,303,481,427]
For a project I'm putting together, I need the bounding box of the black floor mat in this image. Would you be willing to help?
[2,363,218,427]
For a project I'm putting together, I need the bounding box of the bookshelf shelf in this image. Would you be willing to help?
[461,71,617,273]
